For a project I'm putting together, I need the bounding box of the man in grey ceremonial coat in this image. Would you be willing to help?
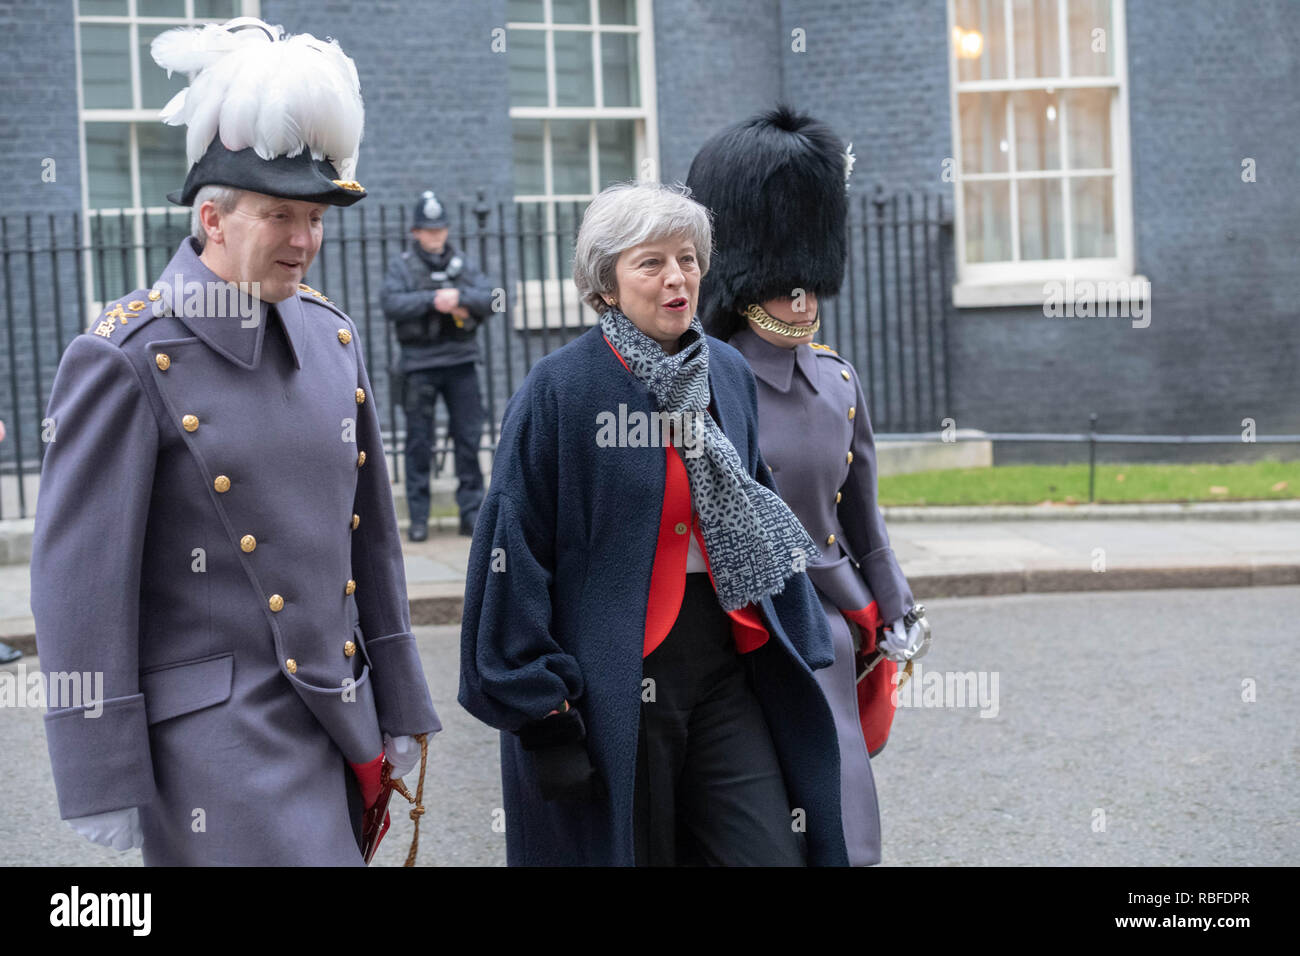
[30,17,440,864]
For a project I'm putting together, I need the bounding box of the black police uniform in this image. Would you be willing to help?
[380,195,495,537]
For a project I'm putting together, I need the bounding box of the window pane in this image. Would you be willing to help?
[138,122,188,207]
[140,25,187,109]
[552,0,592,24]
[1068,0,1113,76]
[512,119,546,195]
[81,24,132,109]
[600,31,639,108]
[79,0,127,14]
[507,0,544,22]
[1011,0,1059,78]
[599,0,637,25]
[193,0,238,16]
[954,0,1007,81]
[138,0,185,15]
[1070,176,1115,257]
[1012,89,1060,171]
[1065,88,1111,169]
[959,91,1009,174]
[86,123,133,209]
[551,120,591,195]
[597,120,636,186]
[1017,179,1064,260]
[508,29,547,106]
[554,31,595,106]
[963,180,1011,263]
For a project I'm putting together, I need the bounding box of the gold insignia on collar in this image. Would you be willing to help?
[298,283,331,302]
[740,303,821,338]
[332,179,365,192]
[809,342,839,355]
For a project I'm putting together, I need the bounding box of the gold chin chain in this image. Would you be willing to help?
[741,302,820,338]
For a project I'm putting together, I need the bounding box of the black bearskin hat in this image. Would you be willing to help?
[686,105,849,340]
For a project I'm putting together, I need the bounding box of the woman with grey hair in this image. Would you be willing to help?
[459,180,850,866]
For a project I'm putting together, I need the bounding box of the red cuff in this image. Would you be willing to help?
[842,602,883,652]
[349,752,385,809]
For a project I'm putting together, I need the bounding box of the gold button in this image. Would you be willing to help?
[345,579,356,595]
[848,406,856,420]
[269,594,284,612]
[841,369,850,381]
[355,387,366,404]
[285,658,298,674]
[338,329,352,344]
[674,522,687,535]
[155,353,170,371]
[343,641,356,658]
[351,513,360,530]
[182,414,199,432]
[846,451,854,464]
[827,534,836,546]
[835,491,842,504]
[240,534,257,553]
[357,450,366,467]
[214,475,231,493]
[147,289,162,302]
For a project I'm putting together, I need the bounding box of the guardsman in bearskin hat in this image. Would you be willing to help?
[686,105,931,866]
[30,17,439,864]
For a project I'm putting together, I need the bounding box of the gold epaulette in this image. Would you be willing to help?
[809,342,839,356]
[298,283,331,303]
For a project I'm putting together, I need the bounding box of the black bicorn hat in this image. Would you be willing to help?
[411,190,450,229]
[685,105,852,340]
[152,17,367,208]
[167,139,367,207]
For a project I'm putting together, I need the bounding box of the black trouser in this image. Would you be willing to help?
[634,573,805,866]
[402,363,484,527]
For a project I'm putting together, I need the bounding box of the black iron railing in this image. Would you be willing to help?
[0,187,954,518]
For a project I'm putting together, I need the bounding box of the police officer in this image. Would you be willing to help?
[381,192,494,541]
[30,17,440,864]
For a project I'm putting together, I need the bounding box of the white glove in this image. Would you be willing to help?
[384,733,421,779]
[879,614,928,662]
[66,807,143,852]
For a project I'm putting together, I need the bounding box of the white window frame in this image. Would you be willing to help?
[74,0,260,315]
[946,0,1144,307]
[506,0,659,329]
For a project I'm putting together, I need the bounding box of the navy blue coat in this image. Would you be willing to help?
[458,325,849,866]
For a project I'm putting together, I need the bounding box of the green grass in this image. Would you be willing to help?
[877,461,1300,507]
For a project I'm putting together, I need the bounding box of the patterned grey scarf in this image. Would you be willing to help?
[600,307,819,611]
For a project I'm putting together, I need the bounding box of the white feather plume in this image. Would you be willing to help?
[151,18,364,180]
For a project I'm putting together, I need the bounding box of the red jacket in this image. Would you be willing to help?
[602,335,770,657]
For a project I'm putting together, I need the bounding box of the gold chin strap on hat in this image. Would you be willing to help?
[389,732,430,867]
[741,302,820,338]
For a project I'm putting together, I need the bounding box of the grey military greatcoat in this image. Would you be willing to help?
[730,327,915,867]
[31,237,440,865]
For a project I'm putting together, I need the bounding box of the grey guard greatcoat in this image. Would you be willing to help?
[730,327,915,867]
[30,237,441,865]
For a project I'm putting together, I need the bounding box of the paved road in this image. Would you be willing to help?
[2,586,1296,866]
